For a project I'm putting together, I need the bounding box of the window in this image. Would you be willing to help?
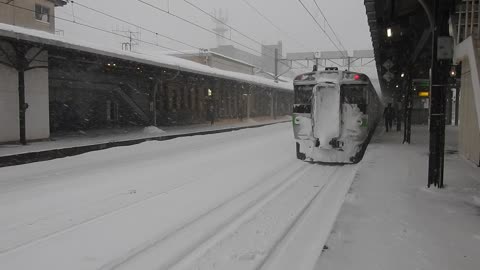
[294,85,313,104]
[341,85,367,113]
[35,4,50,23]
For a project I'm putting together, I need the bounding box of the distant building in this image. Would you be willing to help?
[168,50,255,75]
[0,0,67,33]
[211,41,289,76]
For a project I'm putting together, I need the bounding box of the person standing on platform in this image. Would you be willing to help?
[383,103,394,132]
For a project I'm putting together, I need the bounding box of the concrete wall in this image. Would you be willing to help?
[0,43,19,142]
[0,0,56,33]
[459,59,480,166]
[0,41,50,143]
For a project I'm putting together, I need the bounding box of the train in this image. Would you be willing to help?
[292,67,382,163]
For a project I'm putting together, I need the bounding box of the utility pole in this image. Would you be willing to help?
[274,48,279,82]
[347,57,351,71]
[403,77,412,144]
[428,0,450,188]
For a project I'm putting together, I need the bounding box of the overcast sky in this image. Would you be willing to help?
[56,0,377,78]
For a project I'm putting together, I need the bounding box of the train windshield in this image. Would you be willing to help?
[294,85,314,104]
[341,85,367,113]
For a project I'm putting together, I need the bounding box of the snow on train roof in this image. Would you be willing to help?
[293,70,371,85]
[0,23,292,91]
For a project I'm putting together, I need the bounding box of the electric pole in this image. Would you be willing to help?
[428,0,451,188]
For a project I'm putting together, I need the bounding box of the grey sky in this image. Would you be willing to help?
[56,0,376,77]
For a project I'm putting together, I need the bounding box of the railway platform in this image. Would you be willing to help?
[0,116,290,167]
[315,125,480,270]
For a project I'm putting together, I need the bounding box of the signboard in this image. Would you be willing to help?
[320,51,348,59]
[383,71,394,82]
[437,37,453,60]
[383,59,394,70]
[286,52,315,60]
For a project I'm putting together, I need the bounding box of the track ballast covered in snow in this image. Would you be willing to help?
[0,123,357,270]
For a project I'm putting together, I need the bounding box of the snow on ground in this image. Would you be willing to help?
[0,116,290,157]
[0,122,357,270]
[315,126,480,270]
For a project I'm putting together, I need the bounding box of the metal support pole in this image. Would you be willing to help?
[465,0,470,38]
[455,87,460,126]
[347,57,351,71]
[471,0,475,36]
[403,78,412,144]
[428,0,449,188]
[274,48,279,82]
[18,69,27,145]
[151,81,158,126]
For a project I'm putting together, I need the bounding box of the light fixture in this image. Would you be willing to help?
[401,73,405,78]
[396,85,399,88]
[449,66,457,77]
[387,28,393,38]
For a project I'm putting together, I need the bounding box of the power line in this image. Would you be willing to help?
[66,1,285,75]
[71,1,200,51]
[0,2,271,78]
[297,0,347,58]
[240,0,311,51]
[312,0,347,52]
[136,0,285,67]
[182,0,300,69]
[1,2,188,54]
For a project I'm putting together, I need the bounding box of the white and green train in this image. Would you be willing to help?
[292,68,382,163]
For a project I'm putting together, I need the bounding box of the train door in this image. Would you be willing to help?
[312,83,340,147]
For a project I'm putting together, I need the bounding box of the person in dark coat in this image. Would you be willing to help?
[383,103,394,132]
[207,103,215,125]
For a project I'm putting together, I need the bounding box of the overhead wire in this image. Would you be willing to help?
[297,0,347,58]
[136,0,292,70]
[312,0,347,53]
[182,0,303,70]
[240,0,311,51]
[69,1,276,75]
[2,1,263,75]
[70,1,200,51]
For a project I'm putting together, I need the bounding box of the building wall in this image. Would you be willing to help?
[0,0,56,33]
[0,41,50,143]
[0,44,19,142]
[459,59,480,166]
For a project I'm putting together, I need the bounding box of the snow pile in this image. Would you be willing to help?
[142,126,166,136]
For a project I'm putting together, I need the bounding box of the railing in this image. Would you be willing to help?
[453,0,480,45]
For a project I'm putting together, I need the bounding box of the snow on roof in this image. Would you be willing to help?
[0,23,292,91]
[153,49,257,68]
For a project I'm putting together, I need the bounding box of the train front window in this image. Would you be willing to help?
[341,85,367,113]
[294,85,313,104]
[293,85,313,113]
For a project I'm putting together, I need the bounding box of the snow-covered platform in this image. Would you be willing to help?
[315,126,480,270]
[0,116,289,167]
